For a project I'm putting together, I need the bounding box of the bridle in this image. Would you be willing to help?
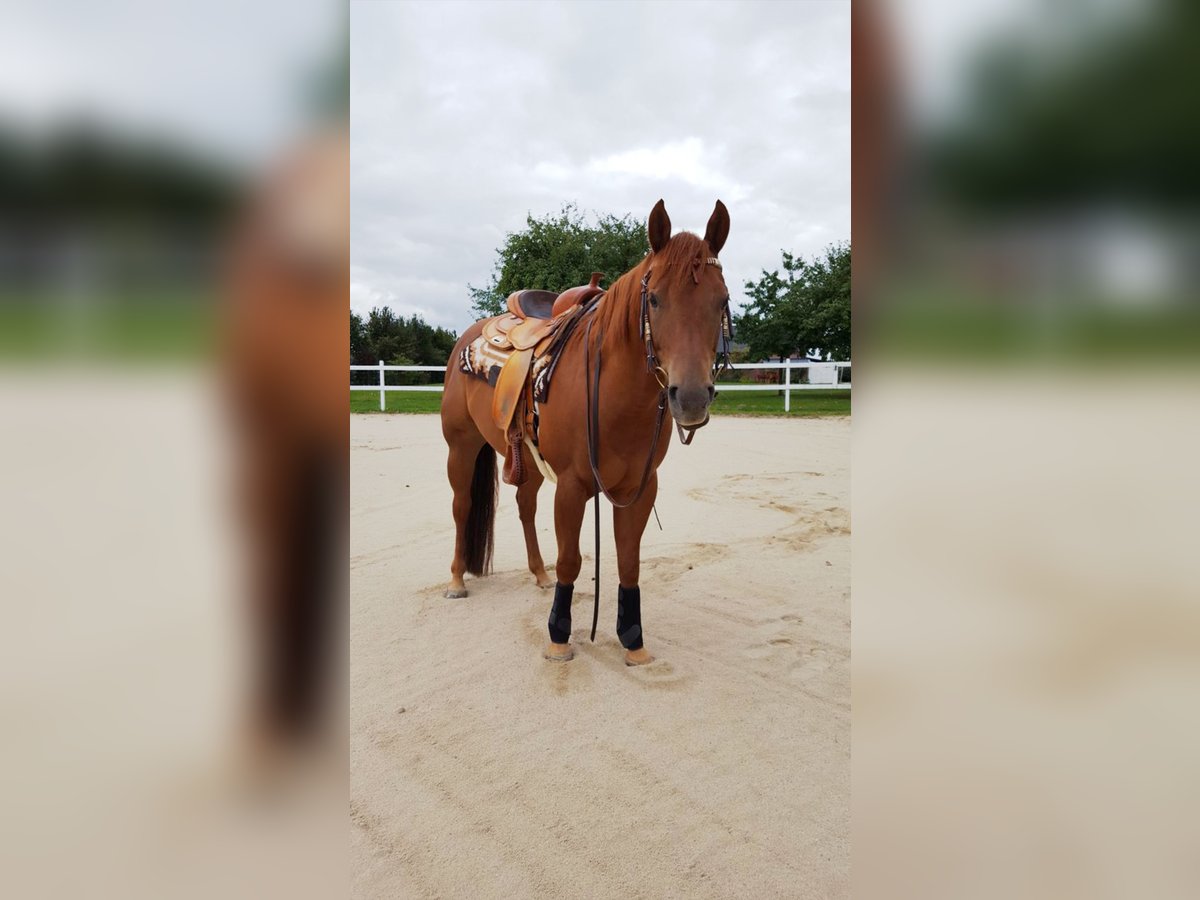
[580,254,733,640]
[636,257,734,447]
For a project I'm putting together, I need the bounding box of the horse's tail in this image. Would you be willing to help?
[464,444,497,576]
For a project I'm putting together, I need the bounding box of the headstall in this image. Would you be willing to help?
[637,257,734,445]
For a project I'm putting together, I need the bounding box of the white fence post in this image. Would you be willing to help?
[784,358,791,413]
[378,360,386,412]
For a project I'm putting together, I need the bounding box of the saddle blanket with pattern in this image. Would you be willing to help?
[458,332,555,403]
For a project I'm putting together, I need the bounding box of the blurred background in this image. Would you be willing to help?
[5,0,1199,896]
[862,0,1200,358]
[856,0,1200,897]
[0,3,346,898]
[0,2,346,360]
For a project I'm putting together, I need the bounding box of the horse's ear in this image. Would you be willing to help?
[704,200,730,256]
[647,199,671,253]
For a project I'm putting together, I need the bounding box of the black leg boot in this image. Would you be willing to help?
[616,585,643,651]
[547,582,574,645]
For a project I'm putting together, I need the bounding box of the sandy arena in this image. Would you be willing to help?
[351,412,849,898]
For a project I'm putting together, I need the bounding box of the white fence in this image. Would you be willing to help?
[713,362,851,412]
[351,360,850,412]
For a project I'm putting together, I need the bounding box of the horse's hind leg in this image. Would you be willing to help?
[516,468,553,589]
[445,434,496,599]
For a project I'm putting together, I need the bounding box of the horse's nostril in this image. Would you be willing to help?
[668,385,678,402]
[707,385,716,402]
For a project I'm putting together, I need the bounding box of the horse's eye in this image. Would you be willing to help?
[649,294,659,308]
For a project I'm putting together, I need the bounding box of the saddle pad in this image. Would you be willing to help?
[459,335,512,386]
[531,353,553,403]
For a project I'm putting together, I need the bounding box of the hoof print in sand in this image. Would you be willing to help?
[626,658,687,688]
[750,614,839,684]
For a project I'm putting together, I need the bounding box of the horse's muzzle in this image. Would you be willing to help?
[668,383,715,427]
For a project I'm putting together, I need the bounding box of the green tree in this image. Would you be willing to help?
[467,203,648,319]
[350,307,458,383]
[350,311,365,363]
[926,3,1200,211]
[735,244,851,361]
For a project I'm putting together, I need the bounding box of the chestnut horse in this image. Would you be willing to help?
[225,129,348,761]
[441,199,730,665]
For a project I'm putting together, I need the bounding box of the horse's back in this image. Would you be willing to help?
[442,319,506,453]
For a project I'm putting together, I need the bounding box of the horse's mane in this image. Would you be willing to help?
[595,231,712,342]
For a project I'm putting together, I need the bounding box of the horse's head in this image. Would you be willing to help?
[643,199,731,427]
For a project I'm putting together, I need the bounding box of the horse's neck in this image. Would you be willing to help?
[593,279,661,411]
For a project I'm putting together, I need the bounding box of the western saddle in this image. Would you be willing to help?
[475,272,605,485]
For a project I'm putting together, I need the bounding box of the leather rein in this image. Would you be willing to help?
[579,256,733,640]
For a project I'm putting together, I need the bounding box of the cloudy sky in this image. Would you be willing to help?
[351,0,850,333]
[0,1,336,168]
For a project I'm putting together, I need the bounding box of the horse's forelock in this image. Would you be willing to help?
[596,231,719,341]
[654,232,713,282]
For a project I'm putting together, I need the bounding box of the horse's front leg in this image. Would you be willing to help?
[543,476,590,661]
[613,473,658,666]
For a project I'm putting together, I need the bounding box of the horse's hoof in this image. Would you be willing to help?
[536,581,554,590]
[444,587,468,599]
[543,643,574,662]
[624,648,654,666]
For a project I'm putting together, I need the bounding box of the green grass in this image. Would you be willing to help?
[711,388,850,416]
[877,283,1200,362]
[351,390,445,413]
[0,292,215,361]
[351,387,850,417]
